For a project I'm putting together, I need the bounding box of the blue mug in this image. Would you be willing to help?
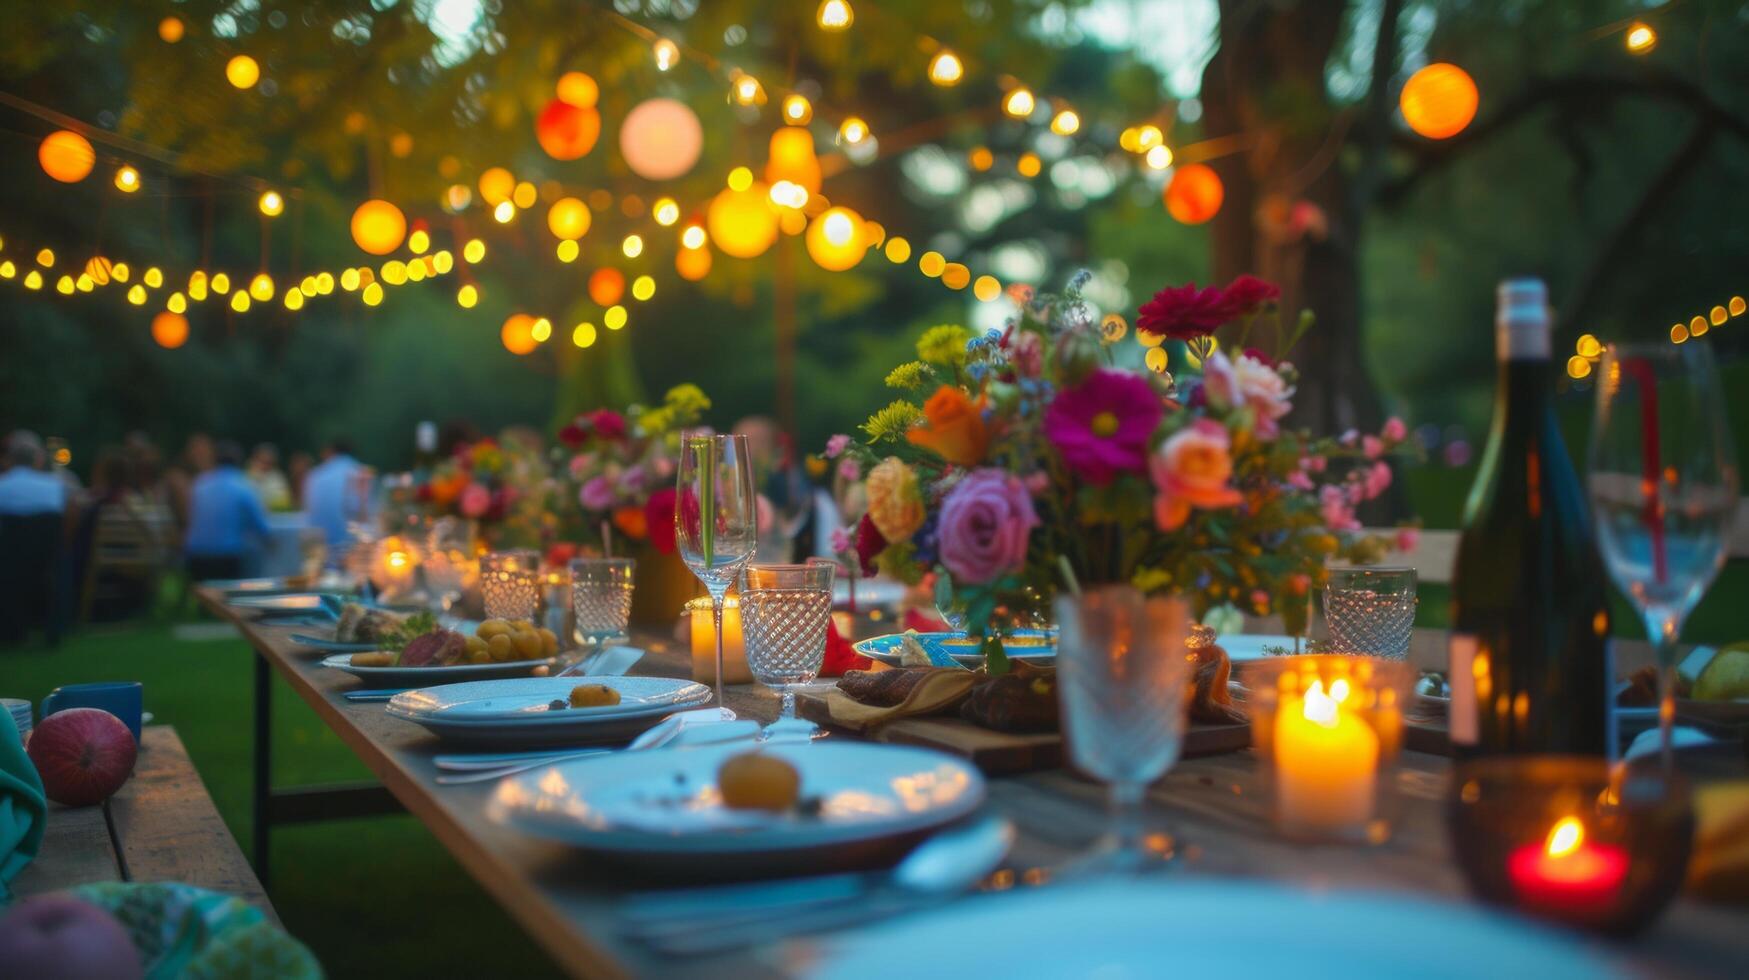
[41,682,144,742]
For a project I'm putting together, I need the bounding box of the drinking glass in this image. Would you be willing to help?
[423,518,478,616]
[1589,341,1739,770]
[570,558,635,648]
[741,560,836,731]
[1322,567,1417,659]
[676,432,759,718]
[481,549,540,623]
[1054,586,1196,871]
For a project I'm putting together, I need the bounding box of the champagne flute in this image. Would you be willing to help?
[1589,341,1739,770]
[676,432,759,718]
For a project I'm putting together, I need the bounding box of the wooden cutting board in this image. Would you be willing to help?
[795,689,1251,775]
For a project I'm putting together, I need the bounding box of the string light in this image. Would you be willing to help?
[782,94,814,125]
[464,239,487,263]
[143,267,161,288]
[652,38,680,71]
[769,180,809,209]
[113,263,131,283]
[572,322,598,347]
[284,289,304,310]
[885,237,911,263]
[1145,145,1173,169]
[258,190,284,216]
[493,200,515,223]
[817,0,853,31]
[838,117,868,145]
[1003,88,1035,118]
[531,317,553,343]
[158,17,184,43]
[407,229,430,254]
[919,251,946,277]
[225,55,260,90]
[362,282,384,306]
[36,248,54,267]
[457,284,478,308]
[556,240,580,263]
[113,166,140,193]
[681,224,707,250]
[973,275,1001,302]
[632,275,656,301]
[166,292,187,314]
[928,50,964,87]
[1050,109,1081,136]
[249,273,274,301]
[727,166,755,192]
[230,290,250,312]
[622,234,644,258]
[731,73,766,106]
[604,306,628,330]
[652,198,680,226]
[1625,21,1656,54]
[1136,125,1164,150]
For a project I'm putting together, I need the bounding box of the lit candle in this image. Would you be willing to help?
[1273,679,1380,836]
[1507,816,1630,914]
[373,536,419,598]
[688,596,750,684]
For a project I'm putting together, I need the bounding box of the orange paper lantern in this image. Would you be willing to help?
[619,99,703,181]
[556,72,598,108]
[39,130,95,183]
[152,311,189,349]
[707,185,780,259]
[1400,63,1478,140]
[588,268,626,306]
[351,200,407,255]
[805,207,866,272]
[676,244,712,281]
[501,314,538,355]
[535,98,600,161]
[547,197,592,240]
[764,128,821,195]
[478,167,515,206]
[1164,164,1223,225]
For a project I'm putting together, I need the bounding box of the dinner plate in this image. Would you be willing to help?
[319,652,558,685]
[808,878,1615,979]
[387,675,711,746]
[290,634,378,653]
[488,741,984,859]
[230,592,344,612]
[855,630,1056,668]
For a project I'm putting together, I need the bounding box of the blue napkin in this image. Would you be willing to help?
[0,713,47,902]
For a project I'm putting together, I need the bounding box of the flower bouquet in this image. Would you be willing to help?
[831,272,1410,674]
[411,431,557,550]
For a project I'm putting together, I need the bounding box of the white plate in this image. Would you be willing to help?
[386,676,711,746]
[488,740,984,856]
[1211,634,1302,661]
[229,592,337,611]
[320,652,557,685]
[809,878,1615,979]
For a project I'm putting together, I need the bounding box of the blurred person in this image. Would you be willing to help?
[0,430,67,517]
[303,438,370,549]
[73,446,154,619]
[286,451,314,508]
[247,442,294,511]
[0,430,73,643]
[183,440,270,581]
[165,433,215,532]
[123,432,168,505]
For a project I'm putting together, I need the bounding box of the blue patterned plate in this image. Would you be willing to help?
[853,630,1056,668]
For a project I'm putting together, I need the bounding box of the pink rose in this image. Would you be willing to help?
[824,434,851,459]
[652,455,676,480]
[1364,461,1393,500]
[837,458,862,483]
[458,482,491,518]
[617,465,648,497]
[1200,351,1293,437]
[1362,435,1383,460]
[1395,527,1421,553]
[830,525,852,554]
[568,453,597,481]
[1320,484,1360,533]
[1150,420,1243,531]
[1023,470,1050,495]
[1382,416,1407,442]
[580,475,616,511]
[937,469,1038,585]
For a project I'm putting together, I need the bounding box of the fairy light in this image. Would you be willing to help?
[928,50,963,87]
[919,251,946,277]
[408,229,430,254]
[1145,145,1174,169]
[1730,296,1746,317]
[457,284,478,308]
[556,240,580,263]
[114,166,140,193]
[732,73,766,106]
[284,289,305,311]
[1690,314,1708,337]
[968,147,994,172]
[1710,305,1728,326]
[1626,21,1656,54]
[885,237,911,263]
[1136,125,1164,150]
[973,275,1001,302]
[143,267,162,288]
[1003,87,1035,118]
[36,248,54,267]
[769,180,809,209]
[782,94,813,125]
[622,234,644,258]
[210,272,231,294]
[573,322,598,347]
[727,166,755,192]
[340,268,360,292]
[167,292,187,314]
[817,0,853,31]
[493,201,515,223]
[631,275,656,301]
[653,198,680,226]
[681,224,707,250]
[433,251,454,274]
[229,290,250,312]
[604,306,628,330]
[512,182,537,209]
[531,317,553,343]
[225,55,260,90]
[653,38,680,71]
[362,282,384,306]
[0,261,12,279]
[23,270,41,289]
[381,261,408,286]
[1051,108,1081,135]
[464,238,486,263]
[258,190,284,216]
[838,116,869,145]
[112,263,131,283]
[1017,152,1042,178]
[249,273,274,301]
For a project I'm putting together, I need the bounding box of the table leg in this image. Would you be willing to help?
[252,649,272,888]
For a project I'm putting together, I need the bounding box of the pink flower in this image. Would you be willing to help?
[837,458,862,483]
[617,465,649,497]
[1395,527,1421,553]
[568,453,596,481]
[1150,420,1243,531]
[1008,330,1044,379]
[459,482,491,518]
[1382,416,1407,442]
[558,423,587,448]
[1200,351,1294,437]
[1217,274,1281,320]
[580,475,616,511]
[1362,435,1383,460]
[1042,369,1163,485]
[1304,455,1327,473]
[1023,470,1050,495]
[1136,282,1229,341]
[1364,461,1393,500]
[937,469,1038,585]
[588,409,627,441]
[1320,484,1360,533]
[854,514,887,576]
[830,525,852,555]
[824,434,852,459]
[652,455,676,480]
[1287,468,1314,491]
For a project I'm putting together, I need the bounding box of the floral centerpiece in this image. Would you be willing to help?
[828,272,1410,673]
[409,431,557,550]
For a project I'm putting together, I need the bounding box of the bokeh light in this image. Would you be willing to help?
[1400,63,1478,140]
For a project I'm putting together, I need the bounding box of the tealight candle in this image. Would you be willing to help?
[1273,678,1379,836]
[688,596,750,684]
[372,536,420,599]
[1506,816,1630,914]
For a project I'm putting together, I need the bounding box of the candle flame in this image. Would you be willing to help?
[1545,817,1584,858]
[387,551,409,568]
[1302,680,1339,728]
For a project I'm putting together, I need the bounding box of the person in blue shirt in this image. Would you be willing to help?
[302,439,370,550]
[183,441,270,581]
[0,431,68,517]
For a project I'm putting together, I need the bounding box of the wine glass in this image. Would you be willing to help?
[741,560,836,737]
[1322,567,1417,659]
[568,557,635,671]
[676,432,759,718]
[423,517,477,618]
[1054,586,1196,871]
[481,549,541,623]
[1589,341,1739,770]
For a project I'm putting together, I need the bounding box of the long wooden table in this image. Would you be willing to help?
[195,586,1747,978]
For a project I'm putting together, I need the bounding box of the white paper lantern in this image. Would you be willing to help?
[619,98,703,181]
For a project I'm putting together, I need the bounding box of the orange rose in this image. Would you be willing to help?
[428,472,469,507]
[906,385,989,466]
[612,505,649,540]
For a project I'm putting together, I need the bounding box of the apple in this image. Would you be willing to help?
[0,894,143,980]
[26,708,137,807]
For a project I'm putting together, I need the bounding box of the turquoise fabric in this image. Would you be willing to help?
[0,713,46,902]
[73,882,323,980]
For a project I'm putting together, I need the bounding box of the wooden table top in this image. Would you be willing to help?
[16,725,276,922]
[194,587,1745,979]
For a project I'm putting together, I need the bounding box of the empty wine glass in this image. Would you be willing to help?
[676,432,759,719]
[741,560,836,737]
[1055,586,1196,872]
[1322,567,1417,659]
[570,557,635,649]
[423,518,477,617]
[1590,341,1739,770]
[481,549,540,623]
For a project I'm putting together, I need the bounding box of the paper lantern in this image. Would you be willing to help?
[39,130,95,183]
[478,167,515,206]
[501,314,538,355]
[1164,164,1223,224]
[556,72,598,108]
[547,197,592,240]
[535,98,600,161]
[676,244,712,281]
[351,200,407,255]
[588,268,625,306]
[764,128,821,195]
[805,207,866,272]
[152,311,189,349]
[619,99,703,181]
[1400,63,1477,140]
[158,17,184,43]
[225,55,260,90]
[707,184,780,259]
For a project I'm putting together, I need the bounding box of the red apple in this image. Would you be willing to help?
[26,708,137,807]
[0,894,143,980]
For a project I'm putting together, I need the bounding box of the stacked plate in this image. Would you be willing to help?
[2,699,29,741]
[320,653,558,685]
[387,675,711,746]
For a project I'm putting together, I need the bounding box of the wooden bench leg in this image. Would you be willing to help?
[253,650,272,888]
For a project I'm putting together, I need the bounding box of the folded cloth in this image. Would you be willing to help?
[72,881,321,980]
[826,668,978,729]
[0,713,46,902]
[1689,780,1749,903]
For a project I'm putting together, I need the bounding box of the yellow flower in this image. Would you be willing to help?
[865,456,925,542]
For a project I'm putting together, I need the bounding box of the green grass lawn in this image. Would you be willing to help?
[4,609,563,979]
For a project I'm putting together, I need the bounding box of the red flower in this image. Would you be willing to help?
[1218,274,1281,320]
[588,409,627,441]
[1136,282,1229,341]
[645,488,678,555]
[854,513,887,576]
[819,618,873,677]
[545,542,578,568]
[558,423,587,448]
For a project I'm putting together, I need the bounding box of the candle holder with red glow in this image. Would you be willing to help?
[1447,756,1693,934]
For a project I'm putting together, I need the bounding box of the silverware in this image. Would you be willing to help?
[431,717,760,785]
[621,814,1015,954]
